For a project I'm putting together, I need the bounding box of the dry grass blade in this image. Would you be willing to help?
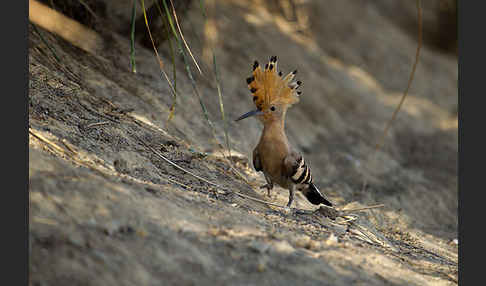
[160,0,231,163]
[29,0,104,55]
[140,0,178,113]
[339,204,385,213]
[30,128,191,190]
[143,140,222,189]
[31,23,82,84]
[348,219,399,252]
[136,134,382,214]
[198,0,207,18]
[361,0,422,192]
[161,0,221,155]
[134,135,287,208]
[29,128,68,155]
[31,23,61,63]
[168,0,203,75]
[140,1,376,215]
[232,192,285,208]
[86,121,111,128]
[159,174,191,189]
[76,0,98,21]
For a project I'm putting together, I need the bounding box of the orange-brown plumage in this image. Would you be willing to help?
[237,56,333,209]
[246,56,300,119]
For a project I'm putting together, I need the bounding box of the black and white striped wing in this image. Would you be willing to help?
[283,151,312,185]
[283,151,333,207]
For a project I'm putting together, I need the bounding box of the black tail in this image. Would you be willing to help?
[302,183,333,206]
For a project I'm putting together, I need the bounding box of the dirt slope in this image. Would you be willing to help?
[29,0,458,285]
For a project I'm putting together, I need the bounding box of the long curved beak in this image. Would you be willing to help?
[235,109,263,122]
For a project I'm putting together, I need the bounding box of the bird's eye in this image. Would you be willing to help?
[270,106,276,111]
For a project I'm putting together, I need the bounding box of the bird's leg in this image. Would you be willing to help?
[281,185,296,215]
[286,184,295,208]
[260,173,273,197]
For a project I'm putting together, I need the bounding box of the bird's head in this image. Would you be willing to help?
[235,56,302,125]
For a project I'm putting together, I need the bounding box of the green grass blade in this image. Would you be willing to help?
[161,0,222,148]
[140,0,179,122]
[154,0,178,121]
[130,0,137,73]
[213,54,231,157]
[199,0,207,18]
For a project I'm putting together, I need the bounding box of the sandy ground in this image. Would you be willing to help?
[29,0,457,285]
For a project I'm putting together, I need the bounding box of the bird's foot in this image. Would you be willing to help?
[260,183,271,189]
[260,184,273,197]
[282,206,298,216]
[294,209,315,216]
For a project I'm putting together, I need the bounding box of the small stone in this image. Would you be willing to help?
[103,220,121,236]
[230,251,242,260]
[208,228,220,236]
[326,233,338,246]
[317,205,339,220]
[136,229,148,238]
[257,262,266,272]
[294,234,311,249]
[271,240,295,254]
[308,239,321,250]
[67,232,85,248]
[113,158,129,174]
[249,241,270,253]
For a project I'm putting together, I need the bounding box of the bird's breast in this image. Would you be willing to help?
[257,138,291,188]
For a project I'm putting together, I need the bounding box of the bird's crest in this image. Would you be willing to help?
[246,56,301,111]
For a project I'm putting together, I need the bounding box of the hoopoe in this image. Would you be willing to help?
[236,56,333,209]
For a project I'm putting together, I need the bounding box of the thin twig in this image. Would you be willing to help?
[136,134,384,214]
[145,142,222,188]
[31,23,61,63]
[339,204,385,213]
[232,191,285,208]
[160,174,191,189]
[86,121,110,128]
[31,127,193,192]
[374,0,422,153]
[135,135,286,208]
[76,0,99,21]
[361,0,422,192]
[29,128,65,154]
[60,139,77,154]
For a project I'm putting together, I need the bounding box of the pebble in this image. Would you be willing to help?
[249,241,270,253]
[326,233,339,246]
[257,262,266,272]
[271,240,295,254]
[294,234,311,249]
